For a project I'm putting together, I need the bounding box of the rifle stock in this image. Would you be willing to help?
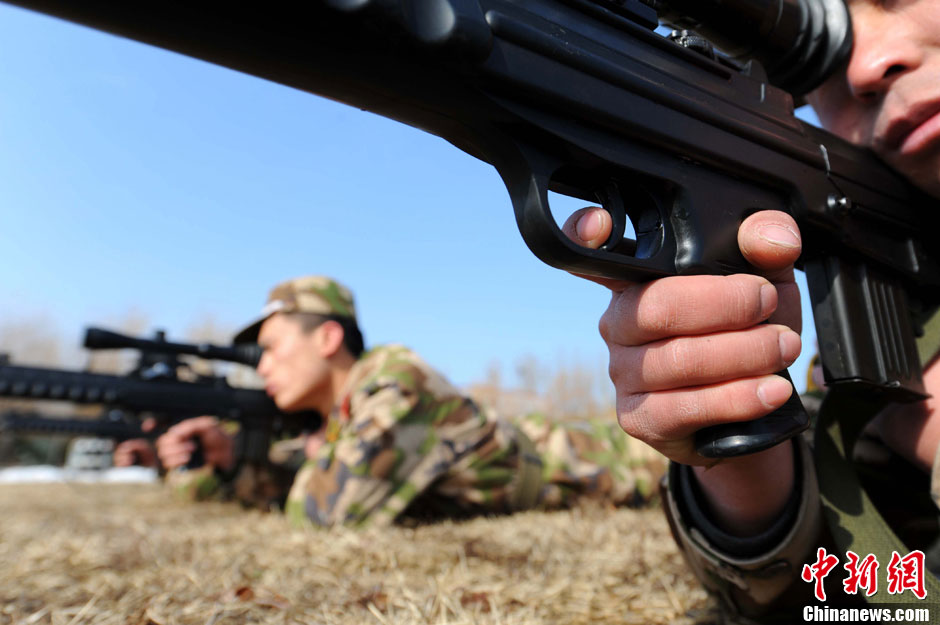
[5,0,938,456]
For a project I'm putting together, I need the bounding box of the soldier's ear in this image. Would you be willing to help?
[314,320,346,358]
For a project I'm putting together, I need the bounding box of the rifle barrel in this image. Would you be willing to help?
[0,411,148,441]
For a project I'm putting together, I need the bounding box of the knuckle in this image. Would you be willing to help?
[598,311,612,343]
[673,393,703,424]
[607,346,638,390]
[758,326,789,369]
[633,289,676,336]
[632,308,665,338]
[607,356,617,385]
[721,390,746,419]
[600,291,630,343]
[616,392,657,443]
[729,275,767,324]
[719,383,763,421]
[664,338,705,381]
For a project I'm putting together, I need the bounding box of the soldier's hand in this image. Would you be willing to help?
[562,207,802,534]
[113,439,157,467]
[156,416,235,471]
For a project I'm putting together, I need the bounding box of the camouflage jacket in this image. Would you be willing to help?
[174,344,666,526]
[664,392,940,622]
[284,344,666,527]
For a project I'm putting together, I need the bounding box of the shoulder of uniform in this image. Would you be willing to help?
[347,344,432,397]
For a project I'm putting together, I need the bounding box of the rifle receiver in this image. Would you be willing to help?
[646,0,852,95]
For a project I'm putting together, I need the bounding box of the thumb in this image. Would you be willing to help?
[738,210,802,331]
[738,211,802,281]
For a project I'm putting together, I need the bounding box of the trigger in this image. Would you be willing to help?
[596,182,627,252]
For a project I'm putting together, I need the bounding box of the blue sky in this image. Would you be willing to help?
[0,4,817,394]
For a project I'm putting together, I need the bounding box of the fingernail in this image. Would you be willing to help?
[778,330,801,367]
[760,284,776,317]
[576,210,604,242]
[757,376,793,408]
[757,224,800,248]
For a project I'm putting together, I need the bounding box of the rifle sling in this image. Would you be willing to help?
[814,310,940,603]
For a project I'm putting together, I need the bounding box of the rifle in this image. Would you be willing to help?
[0,327,322,465]
[5,1,937,457]
[1,410,149,442]
[0,409,149,467]
[0,409,152,466]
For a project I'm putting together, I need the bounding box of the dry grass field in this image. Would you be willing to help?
[0,483,715,625]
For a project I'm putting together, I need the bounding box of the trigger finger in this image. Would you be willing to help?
[561,207,634,291]
[561,206,610,248]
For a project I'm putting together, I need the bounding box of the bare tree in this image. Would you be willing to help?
[0,314,65,367]
[468,353,615,422]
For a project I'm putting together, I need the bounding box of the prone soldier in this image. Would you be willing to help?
[152,276,666,525]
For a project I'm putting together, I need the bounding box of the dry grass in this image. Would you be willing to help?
[0,484,715,625]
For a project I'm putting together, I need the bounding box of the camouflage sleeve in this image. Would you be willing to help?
[518,414,666,508]
[663,437,827,620]
[166,464,224,502]
[285,379,481,527]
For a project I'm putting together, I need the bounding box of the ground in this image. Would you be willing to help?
[0,483,715,624]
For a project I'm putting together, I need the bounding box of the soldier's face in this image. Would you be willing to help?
[807,0,940,198]
[256,314,331,412]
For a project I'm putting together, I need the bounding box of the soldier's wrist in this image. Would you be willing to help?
[692,441,796,535]
[673,441,803,558]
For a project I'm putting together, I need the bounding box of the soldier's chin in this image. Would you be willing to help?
[273,392,301,412]
[887,144,940,200]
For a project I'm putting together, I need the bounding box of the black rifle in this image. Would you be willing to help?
[0,409,156,466]
[5,1,937,457]
[0,327,322,464]
[1,410,149,442]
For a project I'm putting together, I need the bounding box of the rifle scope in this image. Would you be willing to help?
[642,0,852,95]
[83,327,263,368]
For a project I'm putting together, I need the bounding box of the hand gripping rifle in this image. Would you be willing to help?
[5,0,938,457]
[0,327,322,465]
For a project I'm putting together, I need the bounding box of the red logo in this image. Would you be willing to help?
[801,549,927,601]
[802,547,840,601]
[843,551,879,596]
[886,550,926,600]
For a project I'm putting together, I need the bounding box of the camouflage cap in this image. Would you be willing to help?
[234,276,357,344]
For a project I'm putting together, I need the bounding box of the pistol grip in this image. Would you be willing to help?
[694,368,809,458]
[185,437,206,470]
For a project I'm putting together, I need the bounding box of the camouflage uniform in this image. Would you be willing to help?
[173,276,666,526]
[284,343,664,527]
[663,369,940,622]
